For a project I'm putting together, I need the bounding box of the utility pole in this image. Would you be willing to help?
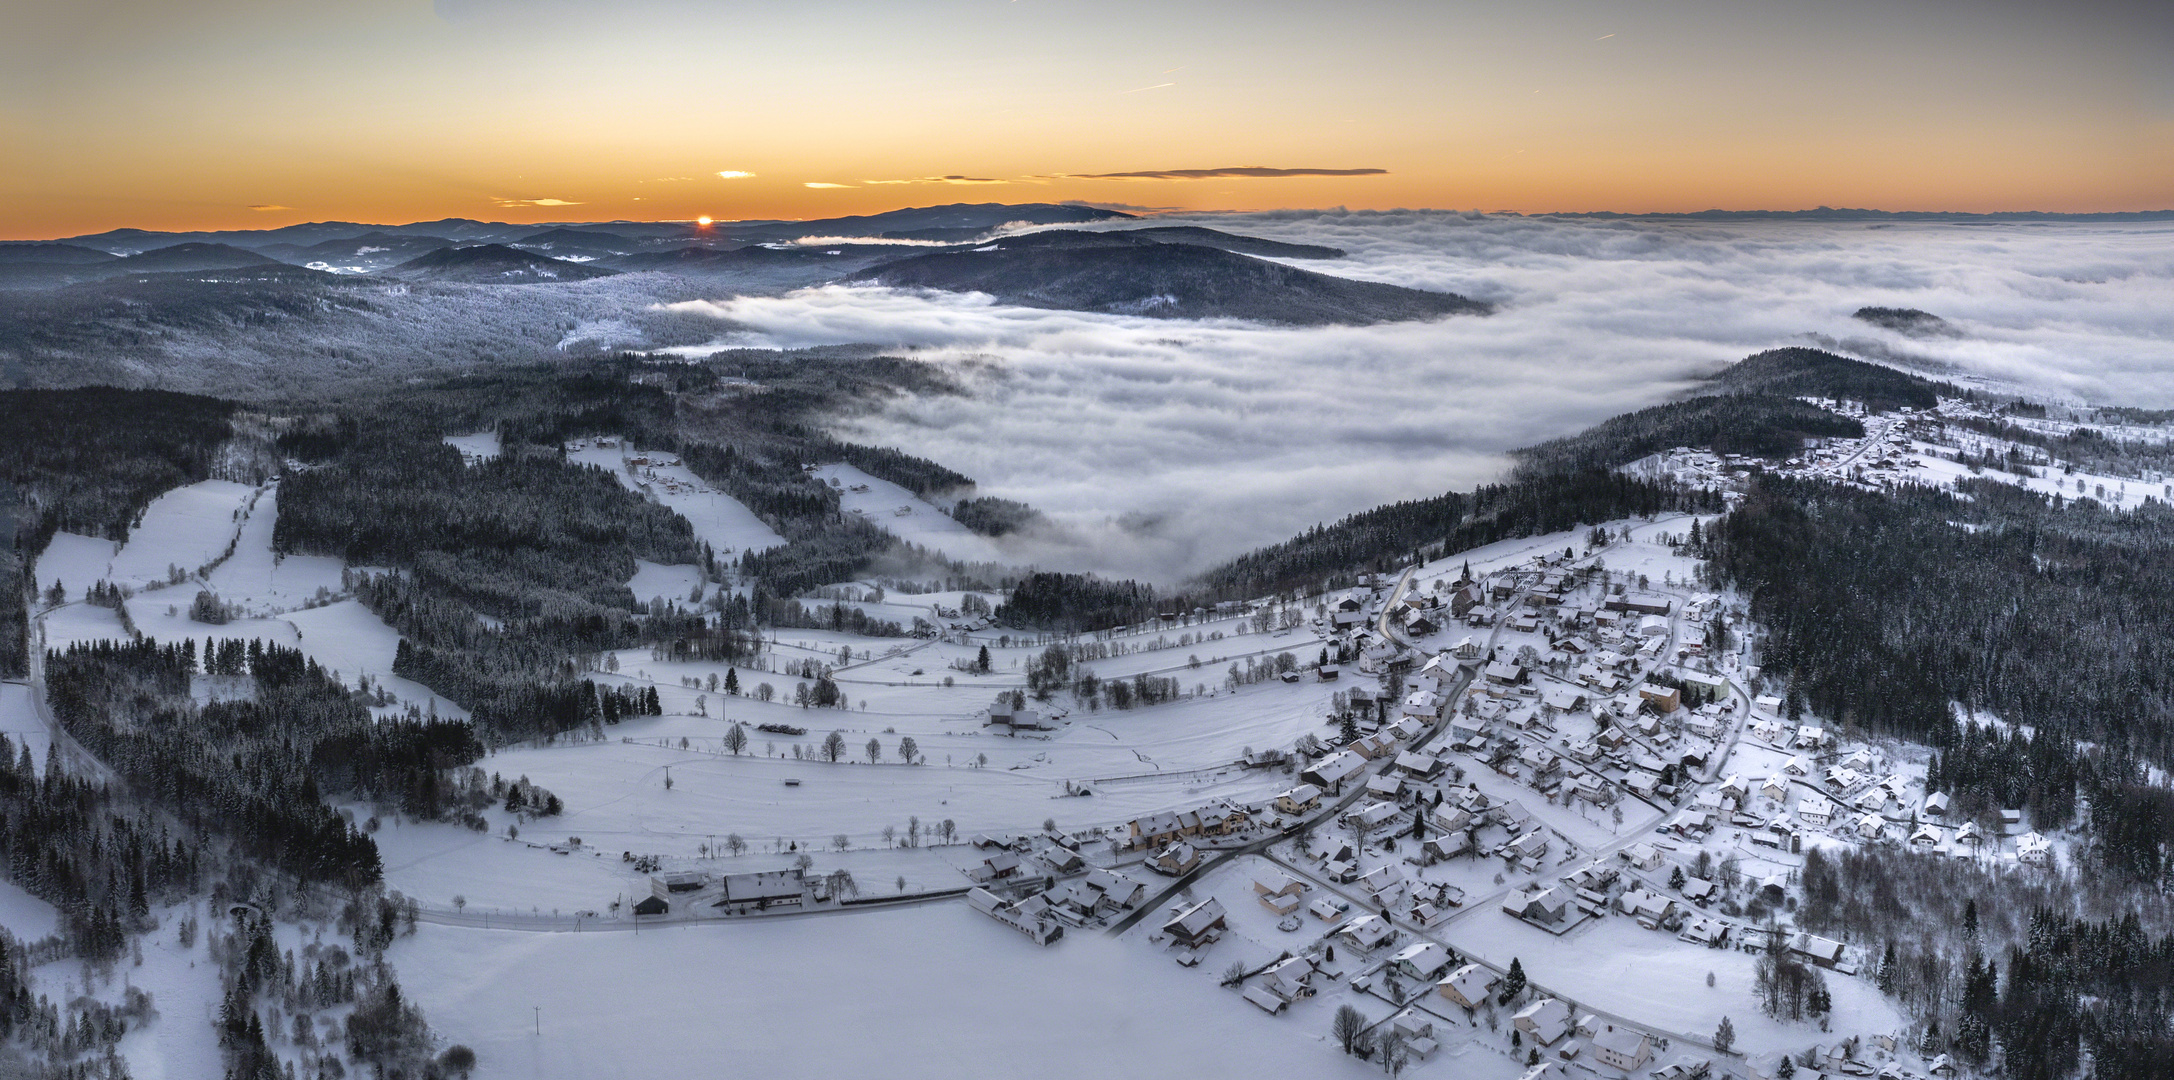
[534,1006,541,1036]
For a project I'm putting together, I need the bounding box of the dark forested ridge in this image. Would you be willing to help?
[1196,470,1717,601]
[1704,346,1955,411]
[1514,394,1865,475]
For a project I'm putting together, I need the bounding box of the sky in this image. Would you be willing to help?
[3,0,2170,238]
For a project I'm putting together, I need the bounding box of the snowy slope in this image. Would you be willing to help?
[809,463,1007,564]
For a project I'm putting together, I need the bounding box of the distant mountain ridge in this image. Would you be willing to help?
[386,244,618,284]
[843,232,1484,325]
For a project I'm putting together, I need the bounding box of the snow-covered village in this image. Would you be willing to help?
[9,330,2171,1080]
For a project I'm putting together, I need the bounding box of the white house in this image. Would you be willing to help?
[1389,941,1455,982]
[1513,997,1573,1046]
[1797,793,1835,826]
[1438,962,1499,1009]
[1589,1023,1652,1071]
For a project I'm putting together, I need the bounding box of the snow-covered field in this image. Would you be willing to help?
[205,485,347,615]
[0,683,52,777]
[445,431,503,463]
[391,903,1405,1080]
[809,463,1006,565]
[104,480,257,589]
[627,560,706,607]
[0,877,59,942]
[32,532,115,602]
[563,442,786,554]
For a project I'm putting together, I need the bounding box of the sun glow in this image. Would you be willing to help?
[696,216,713,226]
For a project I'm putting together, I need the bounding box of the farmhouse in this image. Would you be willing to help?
[719,869,804,909]
[1301,750,1369,790]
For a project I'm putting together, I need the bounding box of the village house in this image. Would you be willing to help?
[1514,997,1574,1046]
[1485,660,1529,686]
[1390,941,1456,982]
[1589,1024,1652,1071]
[1638,684,1681,713]
[1790,932,1847,968]
[1127,809,1200,849]
[1253,870,1308,914]
[1502,882,1573,927]
[1365,772,1405,800]
[1275,784,1324,816]
[1924,791,1952,817]
[1346,801,1404,835]
[1423,830,1473,863]
[1395,749,1444,779]
[1160,898,1227,949]
[1150,842,1202,876]
[1358,861,1405,899]
[968,887,1064,945]
[1798,792,1835,826]
[1338,914,1396,951]
[1242,955,1319,1014]
[2018,831,2053,867]
[1617,887,1677,928]
[1438,962,1499,1009]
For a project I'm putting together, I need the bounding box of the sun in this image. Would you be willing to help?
[696,216,713,227]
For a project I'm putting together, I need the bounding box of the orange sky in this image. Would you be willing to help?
[3,0,2168,239]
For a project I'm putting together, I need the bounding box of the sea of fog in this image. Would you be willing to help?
[662,211,2174,583]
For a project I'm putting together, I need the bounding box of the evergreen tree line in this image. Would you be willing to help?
[44,637,488,890]
[1801,844,2174,1080]
[1705,477,2174,788]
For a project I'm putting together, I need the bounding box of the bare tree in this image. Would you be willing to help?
[832,833,850,852]
[1333,1004,1371,1056]
[725,833,746,856]
[822,730,847,762]
[721,722,747,756]
[898,735,918,763]
[865,737,882,764]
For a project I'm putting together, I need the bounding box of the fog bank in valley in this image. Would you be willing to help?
[671,212,2174,583]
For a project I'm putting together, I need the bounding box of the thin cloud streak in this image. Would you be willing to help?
[1059,167,1390,180]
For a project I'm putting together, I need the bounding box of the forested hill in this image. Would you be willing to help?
[843,239,1489,326]
[1512,348,1961,477]
[1704,346,1956,410]
[1190,471,1715,601]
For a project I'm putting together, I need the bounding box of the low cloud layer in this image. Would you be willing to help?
[666,212,2174,584]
